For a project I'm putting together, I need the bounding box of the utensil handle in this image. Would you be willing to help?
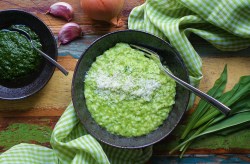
[34,46,69,76]
[162,67,231,116]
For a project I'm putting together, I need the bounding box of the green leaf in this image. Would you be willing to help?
[172,72,250,157]
[216,122,250,136]
[200,112,250,136]
[170,119,214,154]
[171,112,250,155]
[230,95,250,114]
[180,65,228,139]
[201,98,250,131]
[193,76,250,128]
[223,76,250,107]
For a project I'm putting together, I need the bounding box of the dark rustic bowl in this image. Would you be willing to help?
[72,30,190,148]
[0,10,57,100]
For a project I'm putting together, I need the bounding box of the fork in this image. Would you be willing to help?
[130,44,231,116]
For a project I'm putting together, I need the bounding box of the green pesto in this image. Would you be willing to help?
[0,123,52,150]
[84,43,176,137]
[0,25,42,81]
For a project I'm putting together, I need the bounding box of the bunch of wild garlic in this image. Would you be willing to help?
[170,65,250,157]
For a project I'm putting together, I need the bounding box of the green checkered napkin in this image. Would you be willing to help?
[1,0,250,163]
[0,103,152,164]
[129,0,250,87]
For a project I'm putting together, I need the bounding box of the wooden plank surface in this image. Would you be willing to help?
[1,57,249,113]
[0,0,250,163]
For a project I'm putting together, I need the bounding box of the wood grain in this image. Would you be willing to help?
[151,154,250,163]
[0,0,250,160]
[0,0,144,34]
[1,57,249,113]
[0,57,76,112]
[200,57,250,91]
[195,57,250,104]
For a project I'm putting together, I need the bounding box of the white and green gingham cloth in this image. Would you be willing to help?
[129,0,250,86]
[1,0,250,163]
[0,103,152,164]
[129,0,250,106]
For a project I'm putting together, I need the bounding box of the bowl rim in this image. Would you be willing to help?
[72,29,190,148]
[0,9,57,100]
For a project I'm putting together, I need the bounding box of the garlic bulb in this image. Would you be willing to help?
[58,22,83,45]
[47,2,74,22]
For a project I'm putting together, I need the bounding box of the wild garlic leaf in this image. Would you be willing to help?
[200,112,250,136]
[230,96,250,114]
[216,122,250,136]
[173,70,250,157]
[174,112,250,154]
[181,65,227,139]
[194,76,250,128]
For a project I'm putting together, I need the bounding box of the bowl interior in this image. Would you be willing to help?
[72,30,190,148]
[0,10,57,100]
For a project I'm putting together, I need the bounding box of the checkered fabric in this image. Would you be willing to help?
[1,0,249,163]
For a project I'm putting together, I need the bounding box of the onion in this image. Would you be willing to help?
[80,0,125,27]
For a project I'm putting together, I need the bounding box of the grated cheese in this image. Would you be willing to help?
[89,70,161,101]
[84,43,176,137]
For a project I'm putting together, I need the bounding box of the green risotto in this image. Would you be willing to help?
[0,25,42,81]
[84,43,176,137]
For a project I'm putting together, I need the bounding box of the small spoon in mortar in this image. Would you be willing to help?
[5,27,69,76]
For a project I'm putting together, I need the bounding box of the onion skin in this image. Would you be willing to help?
[48,2,74,22]
[58,22,83,45]
[80,0,125,27]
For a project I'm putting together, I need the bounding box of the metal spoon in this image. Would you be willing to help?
[130,44,231,116]
[6,28,69,76]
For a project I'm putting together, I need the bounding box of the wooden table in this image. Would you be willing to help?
[0,0,250,163]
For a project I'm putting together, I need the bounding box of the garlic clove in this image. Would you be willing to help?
[47,2,74,22]
[58,22,83,45]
